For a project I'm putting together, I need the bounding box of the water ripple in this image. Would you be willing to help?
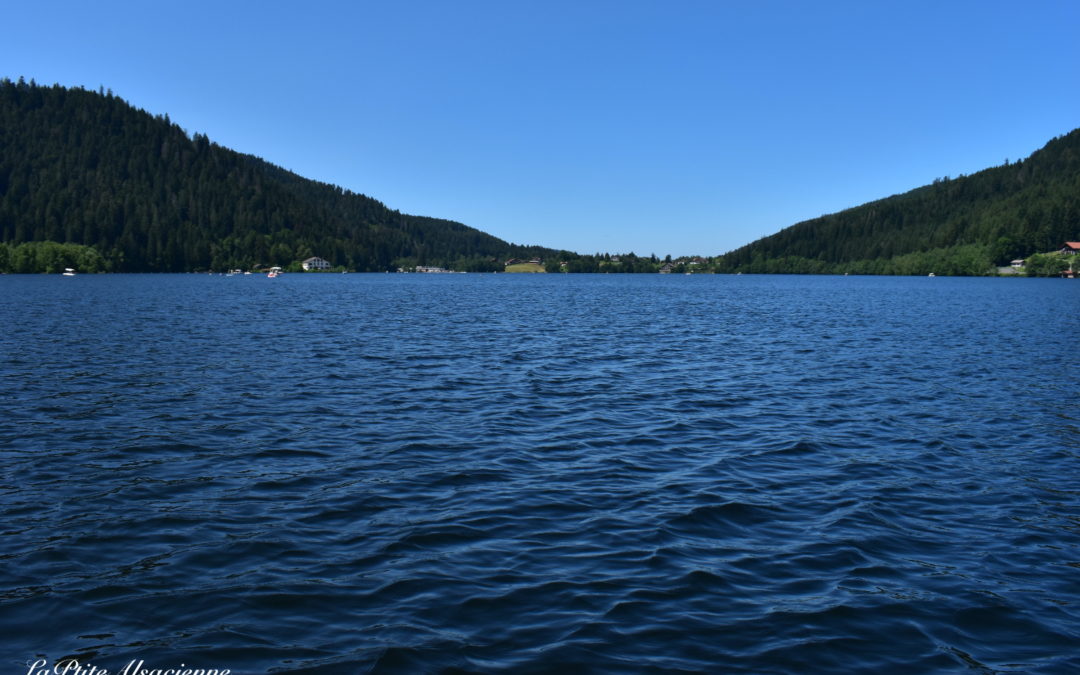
[1,274,1078,673]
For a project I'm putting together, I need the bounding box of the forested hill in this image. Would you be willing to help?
[0,78,552,272]
[715,128,1080,275]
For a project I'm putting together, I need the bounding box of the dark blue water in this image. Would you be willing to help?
[2,273,1077,673]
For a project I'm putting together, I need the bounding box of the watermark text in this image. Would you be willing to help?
[26,659,230,675]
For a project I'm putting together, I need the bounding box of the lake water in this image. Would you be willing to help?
[1,273,1077,673]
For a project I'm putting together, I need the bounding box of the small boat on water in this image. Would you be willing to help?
[267,266,282,278]
[928,272,936,277]
[62,268,76,276]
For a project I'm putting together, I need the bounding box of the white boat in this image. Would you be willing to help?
[928,272,936,277]
[62,268,76,276]
[267,266,282,278]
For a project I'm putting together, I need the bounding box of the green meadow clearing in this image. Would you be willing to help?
[504,263,546,273]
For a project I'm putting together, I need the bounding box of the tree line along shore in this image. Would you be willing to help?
[2,78,1078,276]
[4,239,1078,277]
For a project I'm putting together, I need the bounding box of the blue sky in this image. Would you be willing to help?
[3,0,1078,256]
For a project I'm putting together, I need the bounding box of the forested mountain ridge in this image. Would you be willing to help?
[0,78,552,272]
[715,128,1080,275]
[4,78,1078,276]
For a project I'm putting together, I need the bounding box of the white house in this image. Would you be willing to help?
[302,256,332,271]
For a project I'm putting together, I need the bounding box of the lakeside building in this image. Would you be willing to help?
[301,256,331,271]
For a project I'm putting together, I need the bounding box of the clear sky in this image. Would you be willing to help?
[3,0,1078,256]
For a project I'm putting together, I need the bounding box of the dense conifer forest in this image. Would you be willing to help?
[1,78,1077,275]
[0,78,552,272]
[712,129,1080,275]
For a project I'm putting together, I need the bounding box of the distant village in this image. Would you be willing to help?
[234,243,1080,278]
[395,255,715,275]
[385,243,1080,277]
[1000,241,1080,278]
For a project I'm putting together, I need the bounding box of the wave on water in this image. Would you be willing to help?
[1,274,1077,673]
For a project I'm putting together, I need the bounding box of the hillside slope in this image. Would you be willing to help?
[0,78,550,272]
[716,129,1080,274]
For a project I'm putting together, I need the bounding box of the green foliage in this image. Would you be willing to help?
[0,79,555,272]
[845,244,995,276]
[563,256,600,273]
[451,256,501,272]
[7,79,1076,276]
[1023,252,1071,277]
[709,244,996,276]
[716,130,1080,274]
[0,241,108,273]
